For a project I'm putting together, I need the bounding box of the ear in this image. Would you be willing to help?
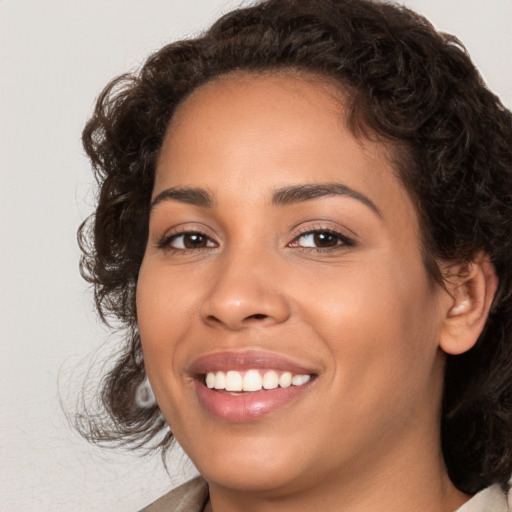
[439,254,498,355]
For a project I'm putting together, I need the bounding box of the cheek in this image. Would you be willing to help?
[297,256,441,393]
[136,261,202,430]
[136,261,192,370]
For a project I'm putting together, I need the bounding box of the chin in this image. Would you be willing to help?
[181,428,314,494]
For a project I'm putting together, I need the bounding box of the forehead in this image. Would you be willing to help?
[155,71,413,222]
[163,71,350,169]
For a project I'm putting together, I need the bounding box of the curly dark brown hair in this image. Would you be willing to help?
[78,0,512,495]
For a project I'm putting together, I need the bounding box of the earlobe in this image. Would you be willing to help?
[439,254,498,355]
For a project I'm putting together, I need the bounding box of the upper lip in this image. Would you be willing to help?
[188,349,318,377]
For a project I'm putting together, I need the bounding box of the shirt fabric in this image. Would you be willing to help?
[138,476,510,512]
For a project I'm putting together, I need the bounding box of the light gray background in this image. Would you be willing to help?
[1,1,511,510]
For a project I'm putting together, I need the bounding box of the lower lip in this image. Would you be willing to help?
[194,379,311,422]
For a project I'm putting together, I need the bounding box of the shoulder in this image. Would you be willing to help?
[137,478,510,512]
[456,484,510,512]
[138,477,209,512]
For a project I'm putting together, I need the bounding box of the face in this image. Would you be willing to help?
[137,73,448,496]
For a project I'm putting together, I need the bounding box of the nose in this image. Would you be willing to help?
[199,251,291,331]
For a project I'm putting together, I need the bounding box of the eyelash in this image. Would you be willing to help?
[157,230,217,251]
[157,227,356,253]
[289,227,356,252]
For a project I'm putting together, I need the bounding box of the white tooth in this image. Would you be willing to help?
[206,372,215,389]
[225,371,243,391]
[262,370,279,390]
[243,370,263,392]
[279,372,292,388]
[214,371,226,390]
[291,374,311,386]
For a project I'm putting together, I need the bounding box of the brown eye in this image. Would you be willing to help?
[290,230,355,250]
[296,231,341,248]
[311,232,339,247]
[167,232,216,250]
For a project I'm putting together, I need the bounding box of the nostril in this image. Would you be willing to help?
[204,313,268,327]
[246,314,268,321]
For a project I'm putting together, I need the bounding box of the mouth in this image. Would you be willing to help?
[204,369,312,392]
[190,351,317,422]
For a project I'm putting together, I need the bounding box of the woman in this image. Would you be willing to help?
[78,0,512,510]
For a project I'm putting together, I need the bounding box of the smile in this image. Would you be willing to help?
[205,369,311,392]
[190,351,317,422]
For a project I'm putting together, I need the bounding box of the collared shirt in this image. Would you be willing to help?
[139,477,510,512]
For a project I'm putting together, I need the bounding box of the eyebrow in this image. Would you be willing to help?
[151,187,214,209]
[150,182,382,218]
[272,183,382,217]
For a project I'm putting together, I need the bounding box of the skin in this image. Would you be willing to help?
[136,72,479,511]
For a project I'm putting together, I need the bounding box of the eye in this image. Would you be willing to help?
[158,231,217,250]
[289,229,355,250]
